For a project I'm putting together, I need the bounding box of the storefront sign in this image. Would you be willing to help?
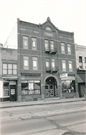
[61,76,75,80]
[60,73,68,78]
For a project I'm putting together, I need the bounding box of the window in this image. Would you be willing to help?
[61,43,65,54]
[46,59,50,67]
[33,57,38,70]
[45,40,49,50]
[69,61,73,71]
[13,64,17,75]
[8,64,12,74]
[3,82,9,96]
[45,27,52,31]
[3,64,7,74]
[79,56,82,63]
[32,38,37,50]
[21,81,40,95]
[23,56,29,70]
[3,63,17,75]
[67,44,71,54]
[79,66,82,69]
[62,60,66,71]
[51,59,55,68]
[62,80,76,93]
[23,36,28,49]
[85,57,86,63]
[50,41,54,51]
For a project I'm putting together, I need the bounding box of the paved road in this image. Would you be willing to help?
[0,101,86,135]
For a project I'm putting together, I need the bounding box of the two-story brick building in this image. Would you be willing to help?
[0,17,78,101]
[0,44,18,101]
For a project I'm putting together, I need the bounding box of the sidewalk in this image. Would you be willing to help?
[0,97,85,109]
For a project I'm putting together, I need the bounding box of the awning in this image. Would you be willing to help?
[2,76,18,80]
[77,75,83,83]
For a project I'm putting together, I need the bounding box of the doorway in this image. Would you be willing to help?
[45,76,58,97]
[10,85,16,101]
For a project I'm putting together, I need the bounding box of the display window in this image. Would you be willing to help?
[62,80,76,93]
[3,82,9,96]
[21,81,40,95]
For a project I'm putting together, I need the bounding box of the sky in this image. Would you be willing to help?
[0,0,86,46]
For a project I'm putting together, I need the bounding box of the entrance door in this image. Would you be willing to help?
[10,85,16,101]
[45,84,54,97]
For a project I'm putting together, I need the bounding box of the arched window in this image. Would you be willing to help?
[45,26,52,31]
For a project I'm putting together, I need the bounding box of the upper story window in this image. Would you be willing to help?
[79,56,82,63]
[45,40,49,50]
[50,41,54,51]
[67,44,71,54]
[51,59,55,68]
[3,64,7,74]
[85,57,86,63]
[3,63,17,75]
[69,61,73,72]
[61,43,65,54]
[13,64,17,75]
[45,27,52,31]
[8,64,12,74]
[46,58,50,68]
[32,38,37,50]
[23,56,29,70]
[23,36,28,49]
[62,60,66,71]
[33,57,38,70]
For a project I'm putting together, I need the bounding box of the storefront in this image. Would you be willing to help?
[60,73,76,98]
[0,77,18,101]
[21,74,41,101]
[77,70,86,97]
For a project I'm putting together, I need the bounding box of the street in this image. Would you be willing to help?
[0,101,86,135]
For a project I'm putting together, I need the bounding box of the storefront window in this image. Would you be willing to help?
[3,82,9,96]
[21,81,40,95]
[62,80,75,93]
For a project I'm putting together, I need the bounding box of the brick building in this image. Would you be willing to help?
[0,17,78,101]
[0,44,17,101]
[75,45,86,97]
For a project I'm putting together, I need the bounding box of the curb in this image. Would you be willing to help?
[0,99,85,109]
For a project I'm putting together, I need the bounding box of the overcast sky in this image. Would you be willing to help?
[0,0,86,46]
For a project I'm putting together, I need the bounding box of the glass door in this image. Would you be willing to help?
[45,85,49,97]
[10,85,16,101]
[49,85,54,97]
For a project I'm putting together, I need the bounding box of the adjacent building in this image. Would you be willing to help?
[0,17,78,101]
[75,45,86,97]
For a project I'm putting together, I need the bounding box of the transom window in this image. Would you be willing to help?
[61,43,65,54]
[32,38,37,50]
[23,36,28,49]
[33,57,38,70]
[69,61,73,71]
[67,44,71,54]
[3,64,17,75]
[62,60,66,71]
[23,56,29,70]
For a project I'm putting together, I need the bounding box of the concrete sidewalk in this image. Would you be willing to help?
[0,97,85,109]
